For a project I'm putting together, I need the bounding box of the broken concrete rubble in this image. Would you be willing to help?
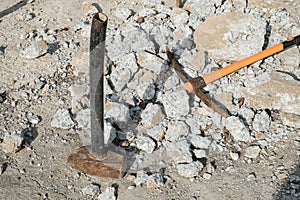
[160,90,190,118]
[163,138,193,164]
[141,103,164,128]
[135,136,156,154]
[225,116,251,142]
[176,161,203,178]
[134,170,164,188]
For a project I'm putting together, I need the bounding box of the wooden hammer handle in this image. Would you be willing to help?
[202,34,300,85]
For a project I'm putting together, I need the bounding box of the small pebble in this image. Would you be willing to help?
[247,173,256,181]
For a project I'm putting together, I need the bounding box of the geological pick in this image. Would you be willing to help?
[167,34,300,117]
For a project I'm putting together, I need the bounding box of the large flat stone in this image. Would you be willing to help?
[244,71,300,116]
[194,12,265,63]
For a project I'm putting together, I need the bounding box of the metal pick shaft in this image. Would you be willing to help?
[89,13,107,155]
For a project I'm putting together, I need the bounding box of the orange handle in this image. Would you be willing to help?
[203,43,284,84]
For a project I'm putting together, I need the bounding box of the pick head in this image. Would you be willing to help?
[183,76,207,93]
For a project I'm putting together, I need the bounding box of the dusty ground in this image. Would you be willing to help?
[0,0,299,199]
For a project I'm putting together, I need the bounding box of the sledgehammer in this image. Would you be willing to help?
[183,35,300,93]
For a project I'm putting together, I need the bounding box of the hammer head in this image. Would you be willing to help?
[67,146,127,178]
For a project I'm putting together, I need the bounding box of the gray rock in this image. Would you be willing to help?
[141,103,164,128]
[113,8,133,20]
[184,48,206,72]
[141,0,162,7]
[252,111,271,132]
[164,139,193,164]
[105,102,129,123]
[134,170,149,186]
[164,75,180,90]
[277,48,300,77]
[244,72,300,116]
[109,53,138,92]
[51,109,75,129]
[146,124,166,142]
[81,183,100,196]
[69,84,88,99]
[26,111,41,125]
[239,107,255,124]
[104,122,117,144]
[203,172,212,180]
[127,185,135,190]
[245,146,261,159]
[189,135,212,149]
[75,109,90,129]
[20,40,48,59]
[139,8,157,17]
[97,186,116,200]
[127,70,157,100]
[194,12,265,63]
[171,8,189,28]
[81,2,98,16]
[230,152,239,161]
[247,173,256,181]
[134,170,164,188]
[16,13,35,21]
[185,0,220,19]
[165,120,189,142]
[135,136,156,154]
[1,133,24,153]
[193,149,208,159]
[149,24,174,51]
[137,51,167,75]
[184,115,206,135]
[121,23,155,53]
[177,161,203,178]
[225,116,250,142]
[160,90,190,118]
